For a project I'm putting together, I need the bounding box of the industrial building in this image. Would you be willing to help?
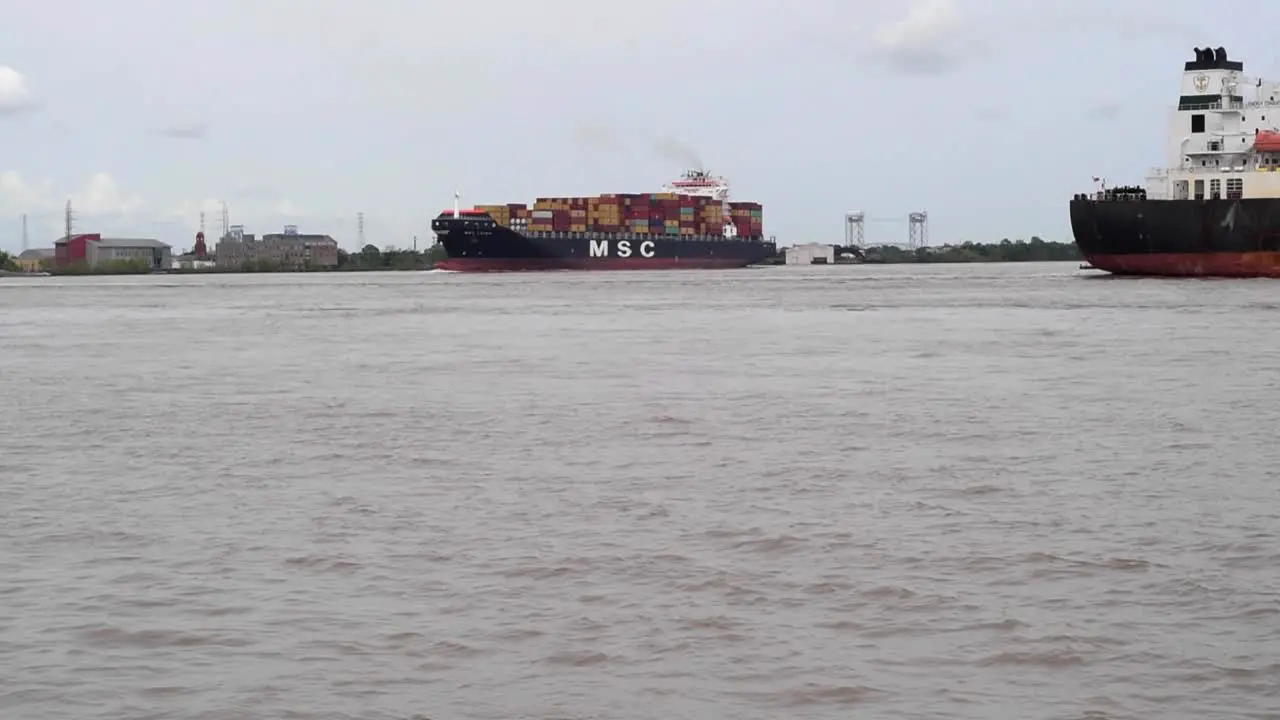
[54,234,172,270]
[785,243,836,265]
[171,254,217,270]
[215,225,339,269]
[16,248,53,272]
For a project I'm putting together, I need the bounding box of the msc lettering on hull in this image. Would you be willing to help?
[589,240,655,258]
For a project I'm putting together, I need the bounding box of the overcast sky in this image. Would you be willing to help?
[0,0,1270,252]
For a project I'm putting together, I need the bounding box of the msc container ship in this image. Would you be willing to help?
[1071,46,1280,277]
[430,170,776,271]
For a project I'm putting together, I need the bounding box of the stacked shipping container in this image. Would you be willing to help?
[474,204,532,231]
[728,201,763,238]
[473,193,764,238]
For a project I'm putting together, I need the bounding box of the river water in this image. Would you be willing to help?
[1,262,1277,720]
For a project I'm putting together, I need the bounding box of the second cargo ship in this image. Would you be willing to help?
[430,170,776,271]
[1071,46,1280,277]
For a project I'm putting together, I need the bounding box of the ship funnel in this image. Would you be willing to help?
[453,190,460,219]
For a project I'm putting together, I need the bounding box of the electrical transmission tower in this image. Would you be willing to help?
[21,213,27,252]
[908,212,928,250]
[357,212,365,247]
[845,212,864,247]
[64,199,73,242]
[220,201,229,239]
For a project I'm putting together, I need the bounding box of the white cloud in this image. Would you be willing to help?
[0,171,146,241]
[0,171,150,246]
[73,173,144,217]
[0,171,54,213]
[0,171,145,217]
[861,0,1192,77]
[870,0,981,75]
[0,67,33,113]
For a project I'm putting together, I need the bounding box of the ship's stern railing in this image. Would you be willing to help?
[1072,186,1148,202]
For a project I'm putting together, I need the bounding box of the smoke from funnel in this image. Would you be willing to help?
[653,136,703,170]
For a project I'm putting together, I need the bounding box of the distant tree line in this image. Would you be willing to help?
[167,242,449,273]
[0,251,18,272]
[212,243,448,272]
[862,237,1081,263]
[335,243,447,271]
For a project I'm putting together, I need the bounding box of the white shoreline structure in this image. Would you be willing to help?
[1144,46,1280,201]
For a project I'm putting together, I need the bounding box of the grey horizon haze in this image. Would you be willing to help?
[0,0,1265,253]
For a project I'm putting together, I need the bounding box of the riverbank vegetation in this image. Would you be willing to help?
[337,243,446,271]
[863,237,1081,263]
[169,243,449,273]
[48,258,156,275]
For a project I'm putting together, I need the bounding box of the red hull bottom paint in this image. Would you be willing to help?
[435,257,756,272]
[1086,252,1280,278]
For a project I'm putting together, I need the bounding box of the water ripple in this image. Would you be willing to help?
[2,265,1280,719]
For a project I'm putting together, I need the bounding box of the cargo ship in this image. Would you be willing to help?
[1070,46,1280,277]
[430,170,776,271]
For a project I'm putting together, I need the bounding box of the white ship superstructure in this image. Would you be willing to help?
[1144,46,1280,201]
[663,169,737,238]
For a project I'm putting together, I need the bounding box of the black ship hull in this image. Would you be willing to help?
[431,215,776,272]
[1070,196,1280,277]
